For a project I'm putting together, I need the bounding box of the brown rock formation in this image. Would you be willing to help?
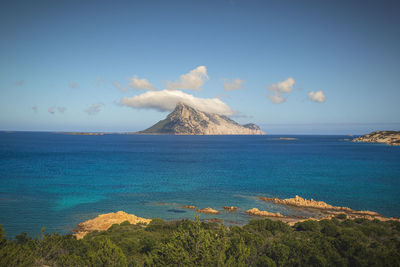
[181,205,196,209]
[223,206,238,212]
[140,102,265,135]
[196,207,220,214]
[259,195,354,212]
[73,211,151,239]
[246,208,284,218]
[353,131,400,146]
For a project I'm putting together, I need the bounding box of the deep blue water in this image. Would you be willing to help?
[0,132,399,238]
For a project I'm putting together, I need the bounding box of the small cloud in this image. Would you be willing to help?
[113,81,127,92]
[97,77,104,86]
[267,77,295,104]
[268,94,286,104]
[120,89,234,116]
[129,75,157,90]
[48,106,56,114]
[15,80,24,86]
[224,78,245,91]
[85,103,104,115]
[57,107,67,113]
[48,106,67,114]
[166,66,209,91]
[32,106,38,113]
[69,82,79,89]
[308,90,326,103]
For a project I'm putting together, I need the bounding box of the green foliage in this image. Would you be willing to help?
[1,216,400,266]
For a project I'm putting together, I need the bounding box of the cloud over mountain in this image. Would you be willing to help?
[129,75,157,90]
[121,89,234,116]
[166,66,209,91]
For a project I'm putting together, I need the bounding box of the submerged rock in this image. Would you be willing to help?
[74,211,151,239]
[223,206,238,212]
[181,205,196,209]
[246,208,284,217]
[196,207,220,214]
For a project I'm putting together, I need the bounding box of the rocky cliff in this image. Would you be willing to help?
[353,131,400,146]
[140,102,265,135]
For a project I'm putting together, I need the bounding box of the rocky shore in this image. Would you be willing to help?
[73,211,151,239]
[258,195,394,220]
[352,131,400,145]
[74,197,399,239]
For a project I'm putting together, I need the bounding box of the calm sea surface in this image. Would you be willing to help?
[0,132,399,238]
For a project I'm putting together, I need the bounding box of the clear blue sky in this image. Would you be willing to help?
[1,0,399,134]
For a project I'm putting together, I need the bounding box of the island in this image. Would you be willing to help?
[353,131,400,146]
[139,102,265,135]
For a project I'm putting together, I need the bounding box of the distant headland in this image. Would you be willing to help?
[353,131,400,146]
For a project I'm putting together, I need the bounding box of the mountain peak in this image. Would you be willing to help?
[140,103,265,135]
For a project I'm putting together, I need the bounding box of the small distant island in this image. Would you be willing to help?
[353,131,400,146]
[139,102,265,135]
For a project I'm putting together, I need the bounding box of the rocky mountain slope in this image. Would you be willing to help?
[353,131,400,145]
[140,102,265,135]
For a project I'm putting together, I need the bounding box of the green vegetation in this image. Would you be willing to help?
[1,216,400,266]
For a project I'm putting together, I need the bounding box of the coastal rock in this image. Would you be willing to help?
[246,208,284,217]
[139,102,266,135]
[353,131,400,146]
[259,195,354,212]
[182,205,196,209]
[223,206,238,212]
[196,207,220,214]
[74,211,151,239]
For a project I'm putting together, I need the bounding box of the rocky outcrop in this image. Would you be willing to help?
[182,205,196,209]
[223,206,238,212]
[259,195,384,217]
[246,208,284,217]
[140,102,265,135]
[353,131,400,146]
[260,195,353,212]
[73,211,151,239]
[196,208,220,214]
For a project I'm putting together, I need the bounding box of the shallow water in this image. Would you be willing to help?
[0,132,399,238]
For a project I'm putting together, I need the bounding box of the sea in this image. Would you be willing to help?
[0,132,399,238]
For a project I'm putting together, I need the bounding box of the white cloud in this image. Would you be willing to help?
[268,77,295,104]
[113,81,127,92]
[129,75,157,90]
[268,94,286,104]
[121,89,234,116]
[48,106,67,114]
[85,103,104,115]
[224,78,245,91]
[69,82,79,89]
[308,90,326,103]
[166,66,209,91]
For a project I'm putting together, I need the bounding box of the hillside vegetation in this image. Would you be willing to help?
[1,215,400,266]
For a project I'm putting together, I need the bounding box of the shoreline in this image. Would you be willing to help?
[73,195,400,238]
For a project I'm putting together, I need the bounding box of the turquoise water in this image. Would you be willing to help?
[0,132,399,238]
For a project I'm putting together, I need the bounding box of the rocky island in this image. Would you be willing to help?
[353,131,400,145]
[139,102,265,135]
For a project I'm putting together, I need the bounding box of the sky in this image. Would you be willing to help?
[0,0,399,134]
